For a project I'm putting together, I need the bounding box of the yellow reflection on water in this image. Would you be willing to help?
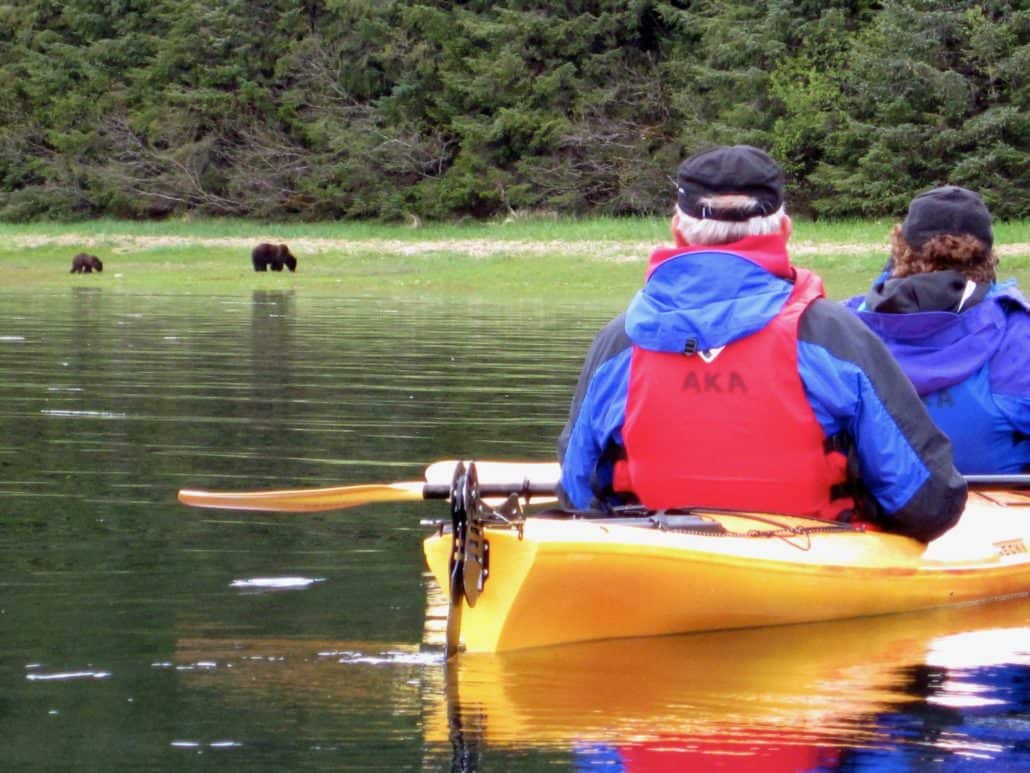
[425,593,1029,766]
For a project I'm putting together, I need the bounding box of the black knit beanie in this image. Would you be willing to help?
[902,186,993,249]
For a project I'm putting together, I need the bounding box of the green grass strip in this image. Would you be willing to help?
[1,217,1026,304]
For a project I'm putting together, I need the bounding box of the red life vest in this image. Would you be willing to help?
[614,267,849,519]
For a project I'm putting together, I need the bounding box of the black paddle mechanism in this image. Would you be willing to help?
[445,461,470,660]
[442,461,551,659]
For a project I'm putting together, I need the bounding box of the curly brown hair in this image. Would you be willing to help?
[889,225,997,283]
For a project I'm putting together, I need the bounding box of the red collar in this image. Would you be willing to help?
[646,233,794,280]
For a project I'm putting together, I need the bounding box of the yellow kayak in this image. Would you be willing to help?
[423,487,1030,653]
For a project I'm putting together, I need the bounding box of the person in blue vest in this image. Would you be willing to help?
[558,145,966,543]
[845,186,1029,474]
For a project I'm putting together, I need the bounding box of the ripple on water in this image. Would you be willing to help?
[229,576,326,591]
[25,668,112,682]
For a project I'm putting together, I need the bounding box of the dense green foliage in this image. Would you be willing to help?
[0,0,1026,222]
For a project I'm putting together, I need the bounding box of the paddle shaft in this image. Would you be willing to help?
[965,474,1029,487]
[177,463,1028,513]
[424,481,555,499]
[177,479,557,512]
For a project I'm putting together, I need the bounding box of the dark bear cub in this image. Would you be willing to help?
[70,253,103,273]
[252,243,298,272]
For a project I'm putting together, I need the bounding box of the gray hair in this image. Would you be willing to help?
[674,201,787,245]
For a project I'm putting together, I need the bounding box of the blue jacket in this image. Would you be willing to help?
[847,274,1030,474]
[558,236,966,543]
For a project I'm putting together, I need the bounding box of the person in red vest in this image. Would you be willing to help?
[558,145,965,543]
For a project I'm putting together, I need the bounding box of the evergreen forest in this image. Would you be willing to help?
[0,0,1026,222]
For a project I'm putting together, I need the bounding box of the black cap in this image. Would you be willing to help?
[676,145,785,221]
[902,186,993,249]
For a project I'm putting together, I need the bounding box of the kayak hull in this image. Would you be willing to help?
[422,490,1030,653]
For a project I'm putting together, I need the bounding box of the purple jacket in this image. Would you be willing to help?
[847,274,1029,473]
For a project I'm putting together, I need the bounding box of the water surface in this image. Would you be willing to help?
[1,288,1027,771]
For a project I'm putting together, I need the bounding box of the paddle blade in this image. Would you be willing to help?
[177,481,426,512]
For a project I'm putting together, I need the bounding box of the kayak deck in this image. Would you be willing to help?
[422,489,1030,653]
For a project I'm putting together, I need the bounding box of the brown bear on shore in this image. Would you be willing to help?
[70,253,103,273]
[252,243,297,272]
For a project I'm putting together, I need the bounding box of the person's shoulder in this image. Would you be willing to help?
[992,284,1030,363]
[797,297,897,369]
[587,311,631,352]
[799,297,876,337]
[992,280,1030,314]
[599,311,628,334]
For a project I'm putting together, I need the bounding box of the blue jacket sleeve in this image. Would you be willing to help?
[560,349,632,509]
[558,313,630,463]
[799,300,966,542]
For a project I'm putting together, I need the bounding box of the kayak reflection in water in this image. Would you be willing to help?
[835,625,1030,771]
[434,603,1030,771]
[564,620,1030,772]
[574,736,843,771]
[846,186,1030,475]
[558,145,965,543]
[572,651,1030,773]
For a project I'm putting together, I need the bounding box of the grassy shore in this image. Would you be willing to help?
[2,217,1027,303]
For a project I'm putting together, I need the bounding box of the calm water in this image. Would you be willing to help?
[1,287,1027,772]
